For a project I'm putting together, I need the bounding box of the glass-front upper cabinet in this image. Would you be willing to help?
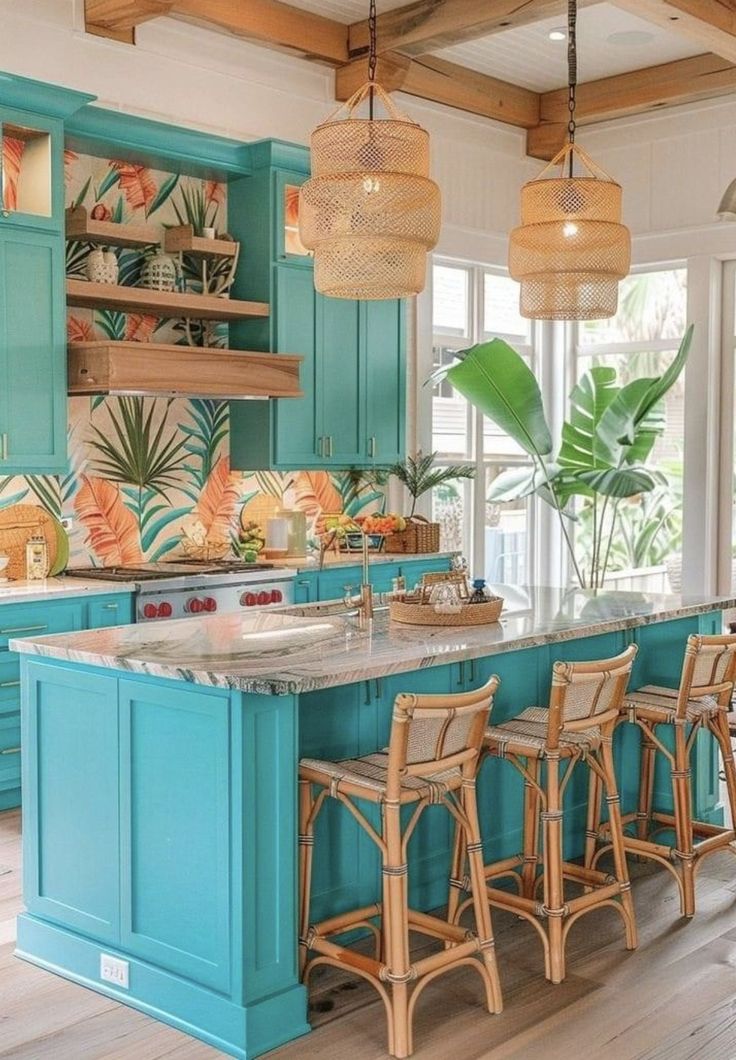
[275,169,313,265]
[0,110,61,230]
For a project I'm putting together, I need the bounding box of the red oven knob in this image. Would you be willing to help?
[142,603,157,620]
[240,592,257,607]
[157,601,172,618]
[186,597,204,614]
[203,597,217,612]
[271,589,283,603]
[257,590,270,606]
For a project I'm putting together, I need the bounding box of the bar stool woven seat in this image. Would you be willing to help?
[486,707,602,758]
[625,685,720,723]
[593,634,736,919]
[300,751,462,802]
[299,677,503,1059]
[450,645,638,986]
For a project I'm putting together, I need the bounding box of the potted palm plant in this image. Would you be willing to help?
[385,452,475,553]
[430,327,692,588]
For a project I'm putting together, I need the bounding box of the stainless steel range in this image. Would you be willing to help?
[64,560,296,622]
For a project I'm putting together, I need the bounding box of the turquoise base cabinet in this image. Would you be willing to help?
[0,592,133,811]
[15,608,724,1057]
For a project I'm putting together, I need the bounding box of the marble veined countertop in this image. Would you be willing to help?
[0,575,137,605]
[12,586,736,695]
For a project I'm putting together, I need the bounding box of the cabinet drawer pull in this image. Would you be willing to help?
[457,661,465,686]
[0,624,48,635]
[296,579,312,602]
[325,435,333,458]
[0,680,20,689]
[0,746,20,755]
[101,603,118,610]
[368,436,376,458]
[1,434,8,460]
[317,436,324,458]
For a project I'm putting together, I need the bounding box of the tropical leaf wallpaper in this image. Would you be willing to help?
[0,151,384,568]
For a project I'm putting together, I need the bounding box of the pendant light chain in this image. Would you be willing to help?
[567,0,577,177]
[368,0,377,120]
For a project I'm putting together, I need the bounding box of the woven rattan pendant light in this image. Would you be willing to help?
[508,0,630,320]
[298,0,441,299]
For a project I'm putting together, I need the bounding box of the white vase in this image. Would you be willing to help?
[86,246,118,285]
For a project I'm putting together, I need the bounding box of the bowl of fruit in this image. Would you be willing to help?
[341,513,407,552]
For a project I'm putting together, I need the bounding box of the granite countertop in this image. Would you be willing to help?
[0,575,137,605]
[12,586,736,695]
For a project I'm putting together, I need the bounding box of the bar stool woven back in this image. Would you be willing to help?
[299,675,502,1059]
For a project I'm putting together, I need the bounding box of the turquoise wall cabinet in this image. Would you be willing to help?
[0,77,92,474]
[0,591,133,811]
[228,143,406,471]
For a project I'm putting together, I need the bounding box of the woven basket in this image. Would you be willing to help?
[0,504,58,580]
[299,82,441,300]
[384,516,440,554]
[390,595,503,627]
[508,143,630,320]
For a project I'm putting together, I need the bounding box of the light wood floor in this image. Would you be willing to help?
[2,808,736,1059]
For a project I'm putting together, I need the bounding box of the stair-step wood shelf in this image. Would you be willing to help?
[68,341,302,399]
[163,224,237,259]
[65,206,160,249]
[66,279,269,321]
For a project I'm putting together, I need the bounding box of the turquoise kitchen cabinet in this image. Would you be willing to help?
[0,225,67,474]
[293,571,318,604]
[0,591,133,811]
[228,141,406,471]
[363,299,406,465]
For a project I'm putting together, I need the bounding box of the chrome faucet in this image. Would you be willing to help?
[343,529,374,629]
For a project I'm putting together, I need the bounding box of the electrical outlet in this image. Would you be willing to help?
[60,517,73,531]
[100,953,129,989]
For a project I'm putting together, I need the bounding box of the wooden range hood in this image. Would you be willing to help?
[68,342,303,400]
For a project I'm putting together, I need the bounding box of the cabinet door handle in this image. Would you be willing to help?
[469,658,475,683]
[0,680,20,689]
[368,436,376,458]
[296,578,312,602]
[364,681,372,705]
[326,435,333,458]
[101,603,118,610]
[317,436,324,458]
[374,677,382,698]
[457,661,465,686]
[0,746,20,755]
[1,434,8,460]
[0,624,48,635]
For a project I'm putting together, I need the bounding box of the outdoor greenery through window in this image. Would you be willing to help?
[574,267,687,592]
[431,261,534,584]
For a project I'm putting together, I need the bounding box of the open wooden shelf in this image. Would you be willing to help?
[65,205,160,248]
[69,341,302,399]
[163,224,238,259]
[66,278,269,321]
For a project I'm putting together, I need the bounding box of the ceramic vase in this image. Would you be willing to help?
[141,249,178,292]
[86,246,119,285]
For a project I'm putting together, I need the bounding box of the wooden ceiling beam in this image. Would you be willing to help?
[527,51,736,158]
[84,0,173,43]
[169,0,349,64]
[610,0,736,64]
[336,53,540,128]
[349,0,600,59]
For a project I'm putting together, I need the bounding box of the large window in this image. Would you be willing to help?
[574,267,687,592]
[431,261,535,585]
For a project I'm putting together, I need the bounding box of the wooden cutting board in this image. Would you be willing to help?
[0,504,58,580]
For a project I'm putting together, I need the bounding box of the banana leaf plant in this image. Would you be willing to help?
[430,325,693,589]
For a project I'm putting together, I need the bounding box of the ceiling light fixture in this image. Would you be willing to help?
[509,0,631,319]
[298,0,441,299]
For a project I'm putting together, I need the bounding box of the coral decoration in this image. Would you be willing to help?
[112,161,156,213]
[193,456,241,540]
[75,475,143,566]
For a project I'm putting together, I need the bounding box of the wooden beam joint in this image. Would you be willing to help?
[84,0,173,43]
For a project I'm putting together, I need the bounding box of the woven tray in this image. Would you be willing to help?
[389,596,503,626]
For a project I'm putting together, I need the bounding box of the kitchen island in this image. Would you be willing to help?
[12,587,736,1058]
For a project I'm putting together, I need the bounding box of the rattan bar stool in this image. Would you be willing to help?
[449,645,638,985]
[592,633,736,919]
[298,676,503,1059]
